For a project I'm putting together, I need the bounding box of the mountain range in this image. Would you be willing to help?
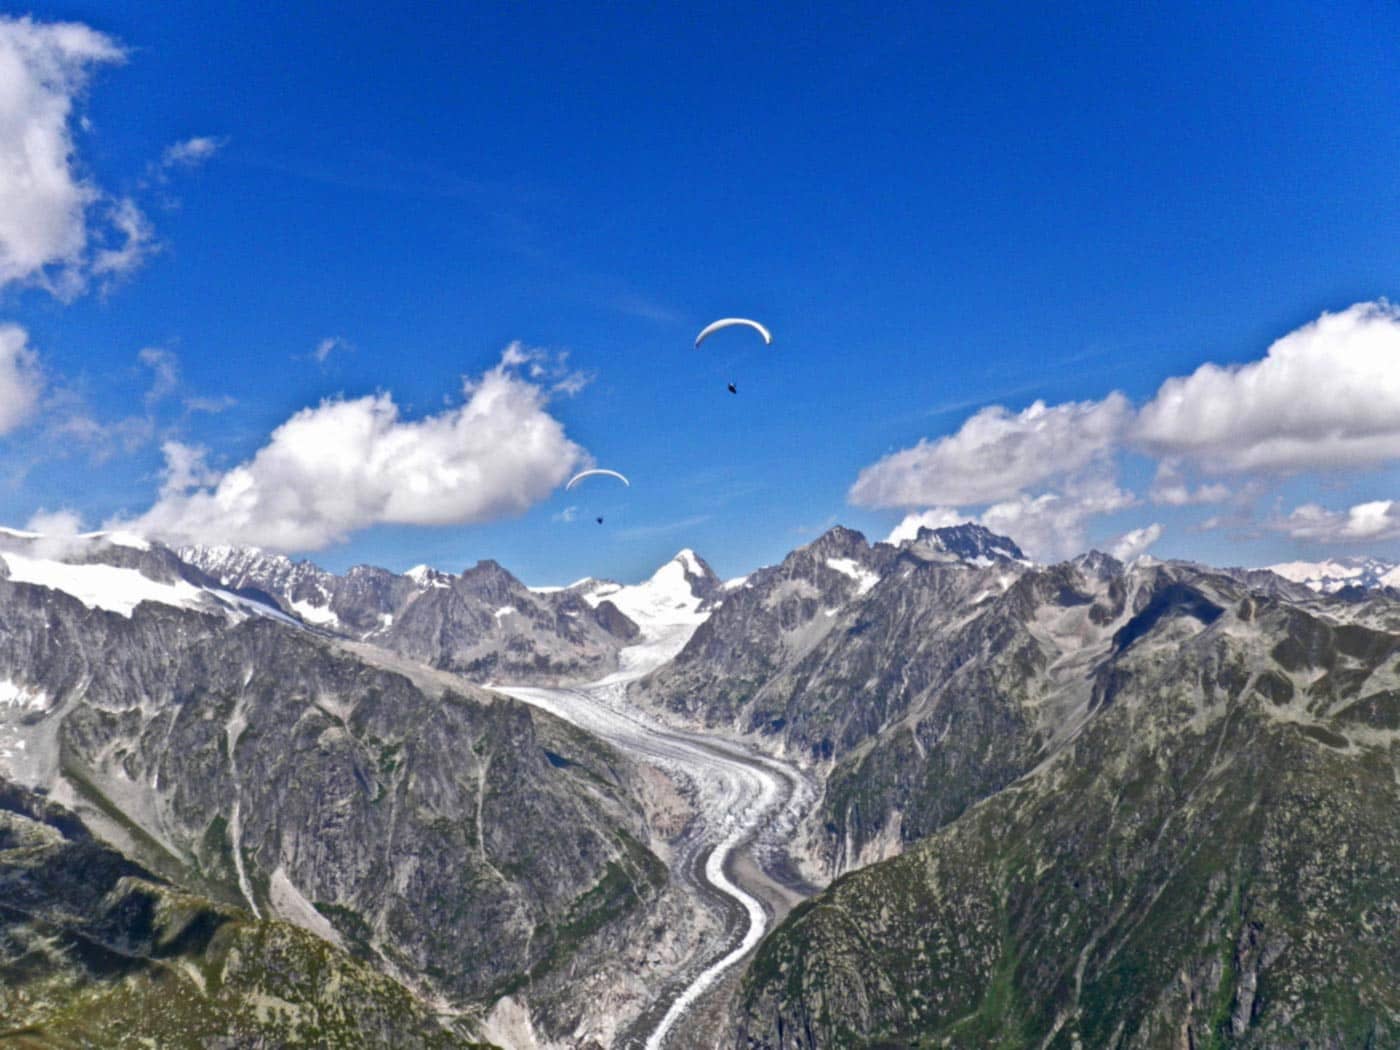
[1,523,1397,1047]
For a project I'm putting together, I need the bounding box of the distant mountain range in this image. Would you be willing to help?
[1264,555,1400,594]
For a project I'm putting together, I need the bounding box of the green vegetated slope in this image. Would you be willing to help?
[736,570,1400,1047]
[0,783,497,1049]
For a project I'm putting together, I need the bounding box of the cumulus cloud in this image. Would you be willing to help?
[1274,500,1400,543]
[11,506,90,559]
[24,507,82,535]
[977,476,1137,562]
[114,350,588,551]
[0,16,129,293]
[854,302,1400,559]
[1137,302,1400,473]
[0,324,43,434]
[155,440,217,496]
[850,394,1131,508]
[1110,523,1164,562]
[885,478,1135,563]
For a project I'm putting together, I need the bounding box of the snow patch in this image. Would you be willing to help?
[494,606,516,619]
[528,576,594,594]
[0,552,208,617]
[825,556,880,595]
[80,529,150,551]
[289,599,339,626]
[405,564,451,588]
[0,680,47,711]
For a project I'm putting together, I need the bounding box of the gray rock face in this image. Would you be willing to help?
[906,521,1029,564]
[733,560,1400,1047]
[0,569,666,1033]
[639,526,899,728]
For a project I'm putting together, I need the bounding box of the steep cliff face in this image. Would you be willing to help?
[640,527,901,730]
[0,558,669,1040]
[733,564,1400,1047]
[0,781,494,1048]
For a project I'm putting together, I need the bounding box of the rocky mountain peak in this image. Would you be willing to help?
[804,525,871,560]
[457,558,525,600]
[1074,549,1125,579]
[908,522,1028,565]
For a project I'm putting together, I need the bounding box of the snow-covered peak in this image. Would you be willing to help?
[178,543,303,587]
[578,549,721,662]
[405,563,451,588]
[1266,557,1400,593]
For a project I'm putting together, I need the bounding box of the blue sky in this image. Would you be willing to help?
[2,2,1399,582]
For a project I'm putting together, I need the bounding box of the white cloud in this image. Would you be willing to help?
[0,16,126,293]
[552,504,578,523]
[1275,500,1400,543]
[1110,522,1164,562]
[977,477,1136,562]
[886,507,965,544]
[90,197,155,282]
[184,394,236,414]
[501,341,590,397]
[155,440,217,496]
[854,302,1400,559]
[160,135,223,170]
[885,477,1135,563]
[114,349,588,551]
[1148,460,1230,506]
[313,336,345,363]
[47,412,153,461]
[1137,302,1400,473]
[19,506,87,559]
[0,324,42,433]
[850,394,1131,508]
[137,346,179,406]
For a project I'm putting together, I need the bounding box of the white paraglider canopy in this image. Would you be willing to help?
[566,468,631,491]
[694,318,772,349]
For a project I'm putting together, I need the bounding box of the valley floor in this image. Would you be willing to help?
[491,623,820,1049]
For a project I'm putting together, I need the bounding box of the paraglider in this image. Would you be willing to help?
[596,517,604,525]
[727,382,737,394]
[565,469,630,491]
[694,318,772,349]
